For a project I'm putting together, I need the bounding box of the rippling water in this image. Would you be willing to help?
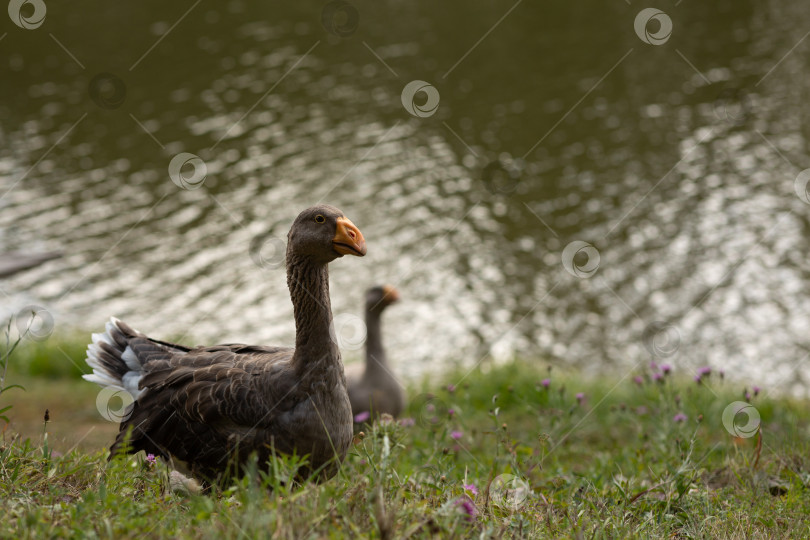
[2,0,809,392]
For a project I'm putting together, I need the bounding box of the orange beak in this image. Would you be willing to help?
[333,217,367,257]
[382,284,400,303]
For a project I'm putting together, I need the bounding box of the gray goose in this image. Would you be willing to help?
[83,205,366,482]
[346,285,404,420]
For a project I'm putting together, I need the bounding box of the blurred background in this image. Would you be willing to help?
[1,0,809,395]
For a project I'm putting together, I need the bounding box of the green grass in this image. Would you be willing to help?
[4,334,90,379]
[2,337,810,538]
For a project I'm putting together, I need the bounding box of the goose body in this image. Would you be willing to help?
[83,205,366,481]
[346,285,404,419]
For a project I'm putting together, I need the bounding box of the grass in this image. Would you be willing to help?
[2,336,810,538]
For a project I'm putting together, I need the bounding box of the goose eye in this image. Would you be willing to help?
[314,214,326,224]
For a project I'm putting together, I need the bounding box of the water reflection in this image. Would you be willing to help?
[1,0,808,393]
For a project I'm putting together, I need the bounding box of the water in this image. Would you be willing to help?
[1,0,809,393]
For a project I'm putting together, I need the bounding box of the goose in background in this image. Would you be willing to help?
[83,205,366,482]
[0,251,61,279]
[346,285,404,420]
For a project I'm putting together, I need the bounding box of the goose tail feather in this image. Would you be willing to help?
[83,317,146,399]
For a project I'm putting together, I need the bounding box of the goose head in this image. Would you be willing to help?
[366,284,400,312]
[287,205,367,264]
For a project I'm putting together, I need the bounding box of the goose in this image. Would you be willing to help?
[83,205,366,482]
[346,285,404,420]
[0,251,61,279]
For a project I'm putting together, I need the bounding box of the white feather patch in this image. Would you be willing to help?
[122,372,144,399]
[91,332,111,347]
[121,346,140,371]
[83,373,121,388]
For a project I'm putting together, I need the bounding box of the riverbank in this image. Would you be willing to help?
[2,345,809,537]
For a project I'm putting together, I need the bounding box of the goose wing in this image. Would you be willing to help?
[114,339,298,476]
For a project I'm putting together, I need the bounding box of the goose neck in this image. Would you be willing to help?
[364,307,387,377]
[287,256,341,375]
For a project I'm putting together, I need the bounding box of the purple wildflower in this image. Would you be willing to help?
[752,386,760,396]
[652,372,663,382]
[694,374,702,384]
[575,392,585,403]
[633,376,643,385]
[447,384,456,393]
[649,361,659,371]
[450,430,463,440]
[146,453,157,465]
[661,364,672,374]
[448,408,455,417]
[456,498,477,519]
[697,366,712,376]
[354,411,371,423]
[745,391,751,401]
[673,413,687,423]
[463,483,478,496]
[541,378,551,388]
[399,417,415,427]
